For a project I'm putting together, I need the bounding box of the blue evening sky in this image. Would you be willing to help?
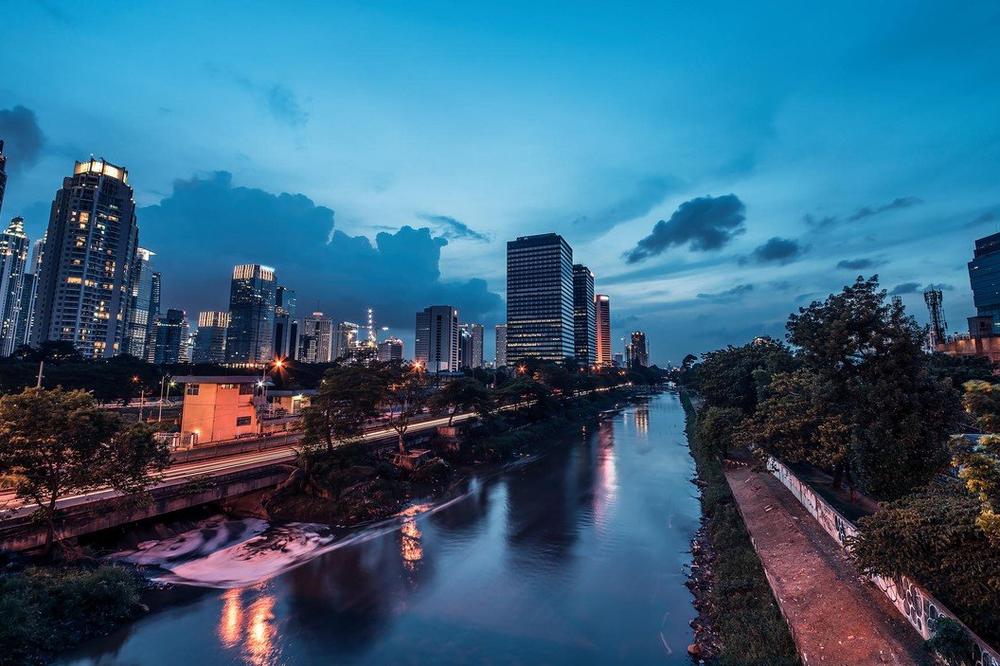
[1,1,999,364]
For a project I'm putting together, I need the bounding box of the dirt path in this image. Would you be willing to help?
[724,464,931,665]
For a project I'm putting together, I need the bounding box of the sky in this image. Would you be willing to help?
[1,1,999,365]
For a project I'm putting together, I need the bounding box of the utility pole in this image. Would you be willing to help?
[35,360,44,388]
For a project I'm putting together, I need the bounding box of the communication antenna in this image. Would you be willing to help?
[923,287,947,348]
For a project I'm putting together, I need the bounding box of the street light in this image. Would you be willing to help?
[158,376,176,423]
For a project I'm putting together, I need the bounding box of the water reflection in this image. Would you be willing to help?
[245,593,278,665]
[635,405,649,434]
[593,420,618,529]
[218,589,243,648]
[400,518,423,572]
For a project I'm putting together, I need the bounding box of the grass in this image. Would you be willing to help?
[681,390,800,665]
[0,564,146,665]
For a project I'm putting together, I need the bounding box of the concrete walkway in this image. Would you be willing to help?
[724,464,931,665]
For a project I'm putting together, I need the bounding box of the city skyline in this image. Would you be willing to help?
[1,4,999,363]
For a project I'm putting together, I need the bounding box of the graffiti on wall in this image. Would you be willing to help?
[766,457,1000,666]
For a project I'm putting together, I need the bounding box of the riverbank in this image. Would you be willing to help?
[680,390,799,665]
[0,562,148,665]
[262,389,640,528]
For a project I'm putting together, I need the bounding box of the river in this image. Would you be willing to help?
[64,391,700,665]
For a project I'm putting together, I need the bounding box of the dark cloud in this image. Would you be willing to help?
[572,176,676,236]
[890,282,922,295]
[749,237,807,265]
[847,196,922,222]
[696,284,753,302]
[836,258,886,270]
[138,172,502,328]
[927,283,954,291]
[205,64,308,127]
[417,214,490,243]
[802,213,838,229]
[624,194,746,264]
[0,105,46,173]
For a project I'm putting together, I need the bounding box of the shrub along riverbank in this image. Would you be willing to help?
[0,563,147,665]
[680,390,800,665]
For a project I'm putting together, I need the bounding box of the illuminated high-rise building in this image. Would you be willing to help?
[125,247,156,359]
[572,264,596,366]
[459,322,484,368]
[595,294,612,366]
[13,236,44,349]
[32,158,138,358]
[415,305,459,373]
[225,263,276,364]
[0,217,29,356]
[334,321,360,360]
[273,286,298,360]
[151,308,189,364]
[193,311,229,364]
[0,141,7,218]
[506,233,574,363]
[299,311,333,363]
[378,336,404,362]
[629,330,649,368]
[495,323,507,367]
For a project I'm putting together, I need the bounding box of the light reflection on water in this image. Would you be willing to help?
[63,392,699,665]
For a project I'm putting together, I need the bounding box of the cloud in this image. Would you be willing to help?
[802,213,838,229]
[137,172,502,328]
[0,105,46,173]
[624,194,746,264]
[890,282,922,295]
[748,237,807,265]
[966,210,997,228]
[417,214,490,243]
[205,64,308,127]
[572,176,676,236]
[836,257,886,270]
[697,284,753,302]
[847,196,922,222]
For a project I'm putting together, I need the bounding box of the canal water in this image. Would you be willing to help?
[64,391,700,665]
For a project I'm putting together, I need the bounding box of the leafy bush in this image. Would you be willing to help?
[927,617,976,666]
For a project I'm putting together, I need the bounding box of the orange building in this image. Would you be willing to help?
[174,376,267,446]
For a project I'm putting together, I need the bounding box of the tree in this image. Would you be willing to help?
[691,338,796,414]
[953,434,1000,547]
[927,353,994,388]
[961,380,1000,433]
[0,388,170,553]
[696,406,744,457]
[382,364,431,453]
[430,377,493,426]
[302,366,384,452]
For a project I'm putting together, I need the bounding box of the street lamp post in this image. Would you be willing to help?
[158,376,176,423]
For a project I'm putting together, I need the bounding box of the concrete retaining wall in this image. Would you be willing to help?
[767,457,1000,666]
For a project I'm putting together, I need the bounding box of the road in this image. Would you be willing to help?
[0,410,478,519]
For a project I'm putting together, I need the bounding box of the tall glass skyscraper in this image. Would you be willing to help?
[193,311,229,364]
[968,232,1000,334]
[495,323,507,368]
[629,330,649,367]
[506,233,574,363]
[125,247,156,359]
[32,158,138,358]
[13,236,45,349]
[459,322,484,368]
[0,140,7,219]
[225,263,276,364]
[595,294,612,366]
[572,264,596,366]
[299,311,333,363]
[0,217,29,356]
[273,286,298,360]
[415,305,459,373]
[151,308,189,364]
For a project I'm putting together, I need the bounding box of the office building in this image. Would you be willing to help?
[32,158,138,358]
[595,294,612,366]
[0,141,6,218]
[125,247,156,359]
[273,286,298,360]
[572,264,596,366]
[629,330,649,367]
[506,233,575,363]
[415,305,459,373]
[0,217,29,356]
[378,336,404,362]
[225,263,276,364]
[334,321,360,360]
[193,311,230,364]
[13,237,44,348]
[459,322,484,368]
[151,308,189,364]
[968,232,1000,334]
[299,311,333,363]
[495,323,507,368]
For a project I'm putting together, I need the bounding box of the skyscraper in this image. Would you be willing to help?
[299,311,333,363]
[0,217,29,356]
[151,308,189,364]
[13,236,45,349]
[629,330,649,367]
[415,305,459,373]
[32,158,138,358]
[378,336,404,362]
[968,232,1000,334]
[459,322,484,368]
[595,294,612,366]
[0,141,7,218]
[334,321,360,360]
[495,323,507,368]
[506,233,574,363]
[125,247,156,359]
[572,264,596,366]
[193,311,229,364]
[273,286,298,360]
[225,264,276,365]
